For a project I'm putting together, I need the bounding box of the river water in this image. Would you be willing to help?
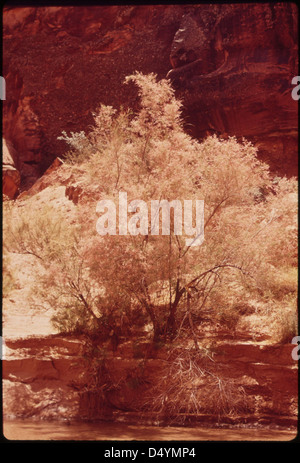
[3,420,297,441]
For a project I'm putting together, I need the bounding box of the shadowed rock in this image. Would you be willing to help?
[3,4,298,188]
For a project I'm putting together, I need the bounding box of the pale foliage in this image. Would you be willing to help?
[4,73,297,422]
[3,202,77,261]
[7,73,298,344]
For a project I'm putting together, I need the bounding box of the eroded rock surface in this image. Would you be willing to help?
[168,4,298,176]
[2,334,297,426]
[3,4,298,189]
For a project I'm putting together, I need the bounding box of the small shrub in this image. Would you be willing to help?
[275,309,298,344]
[57,130,94,164]
[142,346,252,423]
[217,308,240,332]
[3,202,77,261]
[51,302,99,335]
[2,250,16,297]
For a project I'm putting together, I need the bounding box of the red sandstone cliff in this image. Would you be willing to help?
[3,4,298,190]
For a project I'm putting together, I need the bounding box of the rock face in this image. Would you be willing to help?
[3,336,85,421]
[3,335,298,426]
[168,4,298,177]
[3,4,298,187]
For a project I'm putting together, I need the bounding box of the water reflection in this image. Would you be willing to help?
[3,420,297,441]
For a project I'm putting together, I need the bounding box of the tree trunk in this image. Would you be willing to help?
[144,300,162,341]
[187,292,200,351]
[165,286,185,338]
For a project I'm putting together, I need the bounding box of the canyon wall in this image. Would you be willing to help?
[3,3,298,190]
